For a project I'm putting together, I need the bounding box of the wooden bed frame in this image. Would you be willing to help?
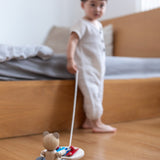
[0,8,160,139]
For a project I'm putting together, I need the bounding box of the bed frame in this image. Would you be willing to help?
[0,8,160,139]
[101,8,160,57]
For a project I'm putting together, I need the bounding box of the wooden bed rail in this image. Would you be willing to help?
[0,80,84,138]
[0,78,160,138]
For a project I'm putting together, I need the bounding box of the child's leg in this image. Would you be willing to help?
[78,67,116,133]
[82,118,92,129]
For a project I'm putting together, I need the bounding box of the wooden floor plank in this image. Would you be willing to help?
[0,118,160,160]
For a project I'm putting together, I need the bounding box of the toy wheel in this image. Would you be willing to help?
[61,147,84,160]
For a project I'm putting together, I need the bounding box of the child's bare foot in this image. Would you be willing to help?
[82,118,117,133]
[82,118,92,129]
[92,124,117,133]
[91,119,117,133]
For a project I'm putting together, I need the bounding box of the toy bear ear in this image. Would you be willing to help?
[43,131,49,136]
[53,132,59,139]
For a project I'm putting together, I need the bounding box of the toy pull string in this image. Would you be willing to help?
[69,71,79,147]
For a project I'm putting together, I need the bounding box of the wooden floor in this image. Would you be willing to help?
[0,118,160,160]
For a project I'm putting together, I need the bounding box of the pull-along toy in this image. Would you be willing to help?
[36,71,85,160]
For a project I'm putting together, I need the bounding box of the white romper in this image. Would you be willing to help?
[71,19,106,120]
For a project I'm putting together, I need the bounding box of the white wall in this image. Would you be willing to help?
[104,0,138,20]
[0,0,140,45]
[0,0,58,45]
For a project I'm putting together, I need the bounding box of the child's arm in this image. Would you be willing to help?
[67,32,79,74]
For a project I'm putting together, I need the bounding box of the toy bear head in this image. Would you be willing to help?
[42,131,60,151]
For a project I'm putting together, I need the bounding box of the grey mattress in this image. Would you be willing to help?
[0,54,74,80]
[0,55,160,81]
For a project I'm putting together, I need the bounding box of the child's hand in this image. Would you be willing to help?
[67,59,77,74]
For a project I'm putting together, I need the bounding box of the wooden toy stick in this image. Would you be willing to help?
[69,71,79,147]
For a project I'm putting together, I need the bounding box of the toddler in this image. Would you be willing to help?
[67,0,116,133]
